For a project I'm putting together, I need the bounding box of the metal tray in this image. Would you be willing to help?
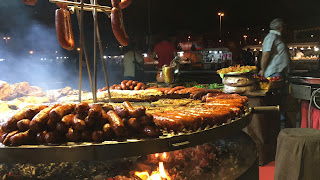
[0,108,252,163]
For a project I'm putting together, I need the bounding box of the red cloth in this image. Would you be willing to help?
[301,100,320,129]
[153,41,176,68]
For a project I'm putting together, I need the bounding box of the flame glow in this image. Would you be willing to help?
[135,162,171,180]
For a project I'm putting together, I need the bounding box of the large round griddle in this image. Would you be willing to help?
[0,108,252,163]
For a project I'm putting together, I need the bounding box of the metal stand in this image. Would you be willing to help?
[49,0,112,102]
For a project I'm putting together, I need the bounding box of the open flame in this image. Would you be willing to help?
[135,162,171,180]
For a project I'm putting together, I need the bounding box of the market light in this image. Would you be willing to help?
[77,48,81,51]
[311,34,314,38]
[300,47,304,50]
[29,51,34,54]
[103,55,107,59]
[259,41,262,45]
[254,39,257,42]
[143,53,148,57]
[0,59,5,62]
[289,47,293,49]
[315,47,319,51]
[307,46,312,50]
[218,12,224,39]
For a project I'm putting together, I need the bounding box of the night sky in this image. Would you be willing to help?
[1,0,320,46]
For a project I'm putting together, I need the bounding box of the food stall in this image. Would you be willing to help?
[243,42,320,71]
[0,0,290,179]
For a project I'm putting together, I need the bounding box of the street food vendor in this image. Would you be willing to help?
[153,34,177,69]
[258,18,292,79]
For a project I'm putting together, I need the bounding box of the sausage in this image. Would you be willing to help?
[139,114,153,126]
[45,131,62,144]
[56,2,68,9]
[46,119,57,131]
[84,116,95,127]
[55,8,75,51]
[98,110,109,127]
[49,103,75,123]
[114,105,129,118]
[152,113,184,132]
[126,80,133,87]
[115,85,122,90]
[121,80,129,90]
[10,130,33,146]
[25,105,48,120]
[110,84,117,90]
[75,102,90,114]
[30,104,61,132]
[111,0,129,46]
[127,118,141,131]
[61,114,75,126]
[0,133,8,144]
[88,104,102,118]
[140,85,147,90]
[134,82,144,90]
[56,122,68,134]
[73,116,86,131]
[2,105,32,133]
[92,130,105,142]
[132,81,138,86]
[106,110,127,136]
[100,104,114,112]
[119,0,132,9]
[81,131,93,142]
[191,90,220,100]
[3,130,19,146]
[167,86,186,94]
[36,131,47,144]
[122,101,145,118]
[102,123,114,139]
[65,128,81,142]
[17,119,31,132]
[161,111,202,131]
[142,126,160,137]
[23,0,37,6]
[129,85,134,90]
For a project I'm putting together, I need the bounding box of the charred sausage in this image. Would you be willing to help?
[106,110,127,136]
[111,0,129,46]
[91,130,105,142]
[73,116,86,131]
[114,105,129,118]
[17,119,31,132]
[55,8,75,50]
[122,101,145,118]
[2,106,32,133]
[49,103,75,123]
[66,128,81,142]
[127,118,141,131]
[25,105,48,120]
[30,104,60,132]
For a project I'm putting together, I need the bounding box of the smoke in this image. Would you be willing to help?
[0,1,81,91]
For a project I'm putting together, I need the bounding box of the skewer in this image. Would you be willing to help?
[49,0,111,11]
[74,0,95,102]
[78,0,84,102]
[68,6,111,14]
[90,0,112,102]
[93,0,98,103]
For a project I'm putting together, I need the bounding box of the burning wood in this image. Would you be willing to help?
[134,162,171,180]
